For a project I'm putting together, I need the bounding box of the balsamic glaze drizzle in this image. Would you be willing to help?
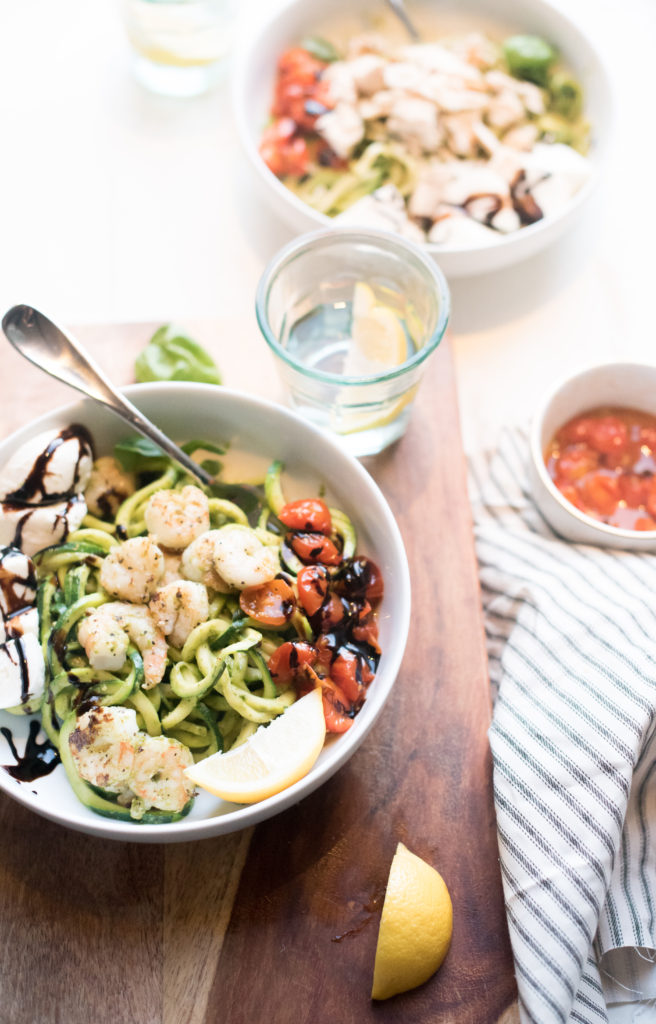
[1,721,60,782]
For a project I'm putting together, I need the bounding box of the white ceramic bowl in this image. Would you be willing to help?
[232,0,612,278]
[0,383,410,843]
[529,363,656,549]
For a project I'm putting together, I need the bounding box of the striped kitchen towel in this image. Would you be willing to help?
[468,427,656,1024]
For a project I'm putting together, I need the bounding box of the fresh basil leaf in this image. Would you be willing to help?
[135,325,222,385]
[114,436,170,473]
[301,35,340,62]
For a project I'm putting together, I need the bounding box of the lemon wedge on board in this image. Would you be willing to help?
[184,688,326,804]
[371,842,453,1000]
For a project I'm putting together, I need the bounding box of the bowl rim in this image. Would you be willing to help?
[254,226,451,384]
[231,0,613,261]
[529,362,656,542]
[0,381,412,843]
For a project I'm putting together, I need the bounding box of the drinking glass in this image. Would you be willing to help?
[255,229,450,458]
[122,0,235,97]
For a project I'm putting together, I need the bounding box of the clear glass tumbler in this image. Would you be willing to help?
[255,228,450,458]
[122,0,234,97]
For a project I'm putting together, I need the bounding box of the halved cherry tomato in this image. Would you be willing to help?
[646,477,656,517]
[640,426,656,452]
[555,482,585,512]
[291,532,342,565]
[556,416,596,446]
[279,498,332,534]
[618,473,650,508]
[555,445,598,482]
[587,416,629,455]
[267,640,316,685]
[579,472,620,516]
[239,578,295,627]
[320,678,353,733]
[297,564,330,616]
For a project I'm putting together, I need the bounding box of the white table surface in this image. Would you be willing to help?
[2,0,654,456]
[0,1,654,1020]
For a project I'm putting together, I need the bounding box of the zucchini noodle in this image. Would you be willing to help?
[288,142,417,217]
[32,443,358,824]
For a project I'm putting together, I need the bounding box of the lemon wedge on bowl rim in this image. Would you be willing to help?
[372,842,453,1000]
[184,687,326,804]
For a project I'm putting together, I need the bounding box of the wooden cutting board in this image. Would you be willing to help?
[0,321,518,1024]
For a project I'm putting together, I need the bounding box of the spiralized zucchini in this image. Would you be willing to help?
[34,446,356,822]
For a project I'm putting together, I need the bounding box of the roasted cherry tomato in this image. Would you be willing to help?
[330,650,364,704]
[334,557,384,603]
[259,119,312,177]
[296,564,330,616]
[239,578,295,627]
[267,640,316,685]
[314,592,346,631]
[279,498,332,534]
[291,532,342,565]
[320,678,353,733]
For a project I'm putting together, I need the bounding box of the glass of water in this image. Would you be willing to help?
[255,229,450,458]
[122,0,235,97]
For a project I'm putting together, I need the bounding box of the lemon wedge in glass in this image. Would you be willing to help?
[344,282,408,379]
[184,688,326,804]
[372,842,453,1000]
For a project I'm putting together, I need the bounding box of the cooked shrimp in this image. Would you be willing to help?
[181,525,279,591]
[144,486,210,550]
[100,535,165,603]
[149,580,209,649]
[84,456,136,520]
[130,734,195,812]
[179,531,232,592]
[77,602,168,688]
[161,550,183,586]
[68,705,139,793]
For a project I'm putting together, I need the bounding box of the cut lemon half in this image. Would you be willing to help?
[372,842,453,1001]
[184,688,326,804]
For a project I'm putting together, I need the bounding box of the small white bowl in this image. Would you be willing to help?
[529,363,656,549]
[232,0,612,278]
[0,383,410,843]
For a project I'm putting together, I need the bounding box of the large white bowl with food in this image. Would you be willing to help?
[0,382,410,843]
[529,363,656,549]
[233,0,611,277]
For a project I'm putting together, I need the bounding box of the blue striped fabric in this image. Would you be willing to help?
[468,428,656,1024]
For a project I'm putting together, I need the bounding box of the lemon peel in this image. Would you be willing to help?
[184,688,326,804]
[371,842,453,1000]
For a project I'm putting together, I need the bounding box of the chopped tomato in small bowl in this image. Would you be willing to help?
[530,362,656,548]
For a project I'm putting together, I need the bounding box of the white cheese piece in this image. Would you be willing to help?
[0,428,93,503]
[0,546,37,615]
[0,495,87,557]
[0,606,39,644]
[0,633,46,712]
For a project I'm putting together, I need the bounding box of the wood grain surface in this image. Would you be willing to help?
[0,321,518,1024]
